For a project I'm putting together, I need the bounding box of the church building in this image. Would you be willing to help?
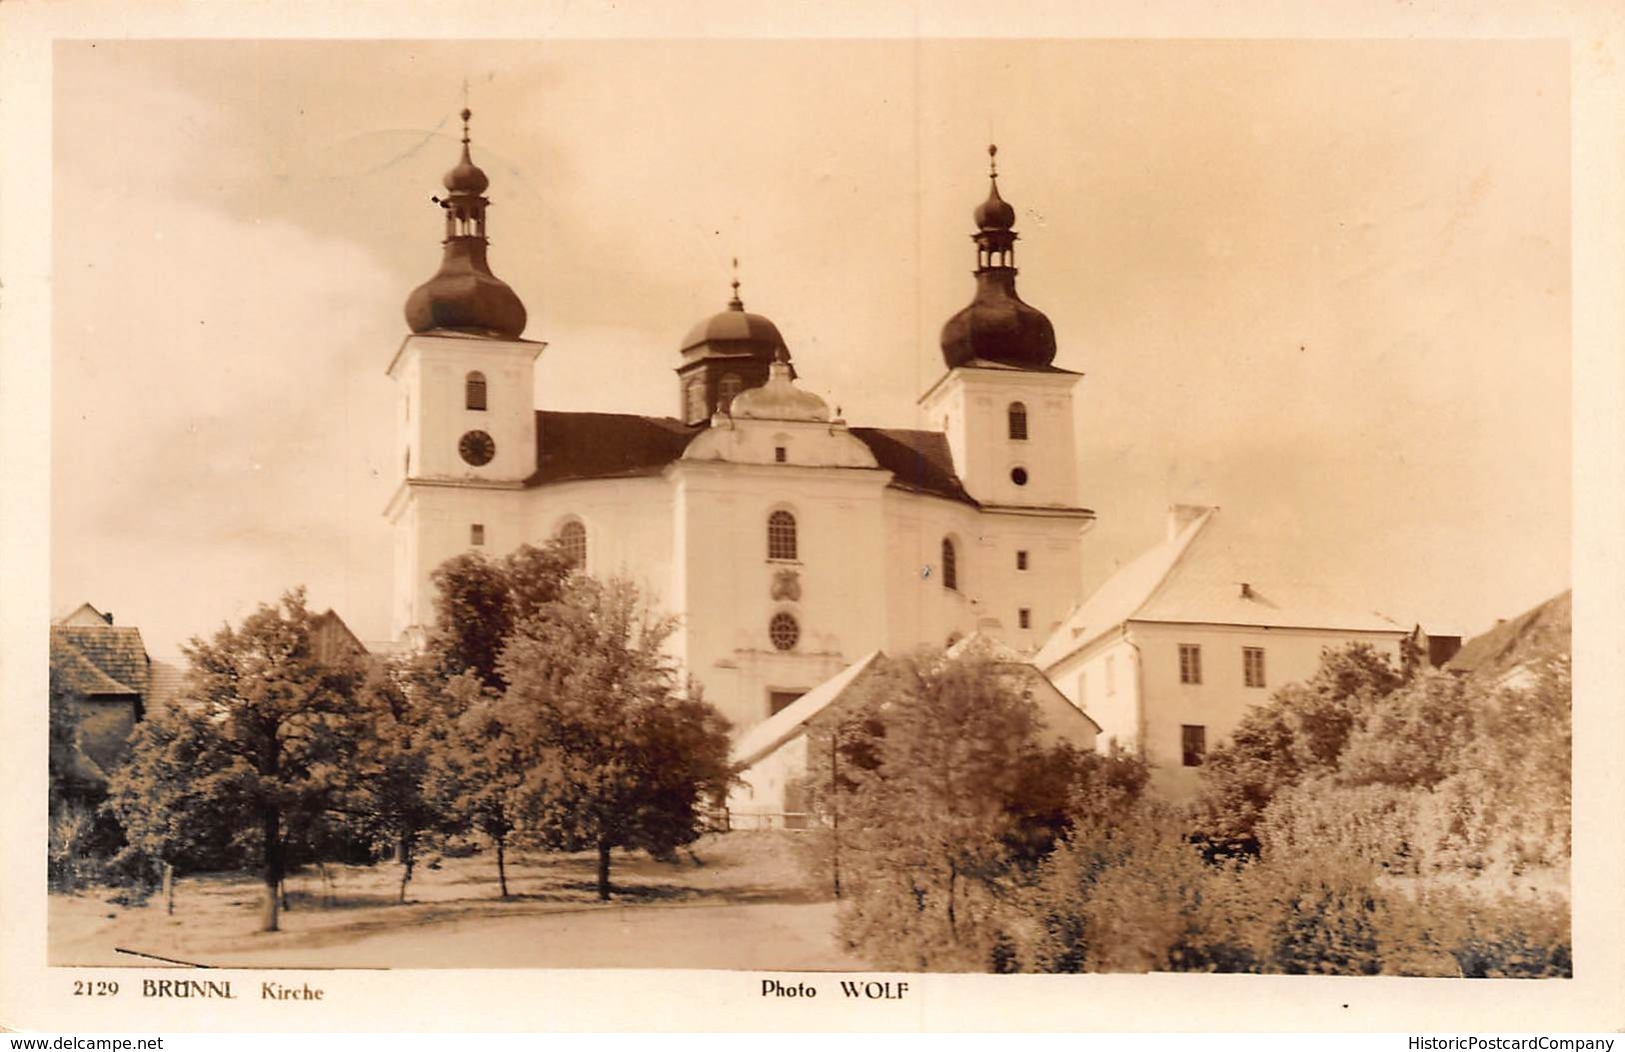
[384,113,1096,738]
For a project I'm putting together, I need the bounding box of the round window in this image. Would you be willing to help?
[769,612,800,651]
[1010,466,1029,486]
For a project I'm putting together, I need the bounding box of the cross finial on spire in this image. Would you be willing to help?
[728,256,744,310]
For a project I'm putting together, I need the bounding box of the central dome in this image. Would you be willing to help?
[679,301,786,358]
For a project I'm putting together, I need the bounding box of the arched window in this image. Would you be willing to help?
[767,510,797,561]
[717,373,744,411]
[557,519,587,569]
[941,537,958,592]
[1007,401,1028,440]
[466,372,488,411]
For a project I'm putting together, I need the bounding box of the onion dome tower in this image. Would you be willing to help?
[675,261,794,425]
[404,109,528,339]
[939,145,1056,369]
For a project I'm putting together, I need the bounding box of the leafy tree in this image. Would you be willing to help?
[424,669,526,897]
[496,574,734,901]
[1194,642,1407,846]
[105,589,366,931]
[1337,671,1475,790]
[427,554,513,690]
[350,660,461,902]
[800,652,1126,970]
[426,542,574,690]
[47,666,83,816]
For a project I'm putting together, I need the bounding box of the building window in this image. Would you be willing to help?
[768,510,797,561]
[1182,725,1207,767]
[1008,401,1028,440]
[718,373,744,411]
[1016,550,1028,571]
[558,519,587,568]
[775,446,787,463]
[768,689,804,717]
[769,612,800,651]
[470,523,485,547]
[465,371,488,411]
[1179,644,1203,685]
[941,537,958,591]
[1244,646,1267,688]
[1077,670,1087,705]
[1010,466,1029,487]
[1018,608,1031,630]
[1105,654,1116,696]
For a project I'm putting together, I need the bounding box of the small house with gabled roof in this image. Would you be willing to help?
[1033,506,1410,797]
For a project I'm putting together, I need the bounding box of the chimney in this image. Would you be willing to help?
[1167,504,1211,540]
[1240,582,1253,600]
[102,610,114,625]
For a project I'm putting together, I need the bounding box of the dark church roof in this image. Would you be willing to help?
[526,411,977,506]
[847,426,976,505]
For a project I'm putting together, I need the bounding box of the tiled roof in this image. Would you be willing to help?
[525,411,978,506]
[1446,589,1571,676]
[50,625,149,696]
[1033,509,1215,668]
[1035,506,1405,671]
[528,411,699,486]
[848,427,976,506]
[51,637,138,697]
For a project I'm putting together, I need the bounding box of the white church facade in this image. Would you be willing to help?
[385,115,1094,739]
[380,112,1423,809]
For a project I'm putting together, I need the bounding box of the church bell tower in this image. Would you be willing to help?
[920,146,1083,511]
[386,109,543,638]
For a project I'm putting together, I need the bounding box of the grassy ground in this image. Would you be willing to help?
[50,831,865,970]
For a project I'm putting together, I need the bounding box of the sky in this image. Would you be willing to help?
[50,38,1571,659]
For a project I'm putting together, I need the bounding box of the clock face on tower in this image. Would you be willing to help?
[459,429,496,466]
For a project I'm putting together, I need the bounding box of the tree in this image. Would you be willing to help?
[496,574,734,901]
[1194,642,1407,847]
[105,589,366,931]
[426,543,574,690]
[424,670,526,897]
[349,660,460,902]
[417,541,576,894]
[427,554,513,691]
[799,652,1123,970]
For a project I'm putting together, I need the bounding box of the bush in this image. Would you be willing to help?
[1260,778,1426,875]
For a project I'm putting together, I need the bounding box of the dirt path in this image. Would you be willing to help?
[51,832,868,971]
[187,900,860,970]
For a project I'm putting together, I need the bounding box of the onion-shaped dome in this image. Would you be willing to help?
[404,241,527,339]
[730,349,829,422]
[443,142,490,195]
[939,271,1056,369]
[973,179,1016,230]
[402,109,526,339]
[939,144,1056,369]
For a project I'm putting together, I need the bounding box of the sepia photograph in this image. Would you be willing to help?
[5,3,1623,1034]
